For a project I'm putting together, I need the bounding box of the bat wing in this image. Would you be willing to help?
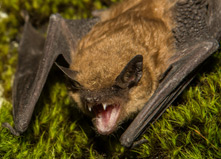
[120,0,221,147]
[120,40,219,147]
[2,14,98,135]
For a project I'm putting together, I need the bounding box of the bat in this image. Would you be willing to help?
[2,0,221,148]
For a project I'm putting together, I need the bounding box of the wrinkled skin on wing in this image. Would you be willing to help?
[2,14,99,135]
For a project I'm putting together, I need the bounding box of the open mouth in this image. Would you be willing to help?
[88,103,121,135]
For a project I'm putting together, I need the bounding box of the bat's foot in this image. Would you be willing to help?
[2,122,20,136]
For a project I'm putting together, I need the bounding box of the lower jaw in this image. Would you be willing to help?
[96,126,115,135]
[94,118,118,135]
[94,112,121,135]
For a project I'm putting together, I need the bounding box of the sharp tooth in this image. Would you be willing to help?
[103,103,107,110]
[88,107,92,112]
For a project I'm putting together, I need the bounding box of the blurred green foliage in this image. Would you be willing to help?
[0,0,220,158]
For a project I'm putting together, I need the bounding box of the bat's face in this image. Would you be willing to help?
[65,55,148,135]
[75,85,129,135]
[65,7,171,134]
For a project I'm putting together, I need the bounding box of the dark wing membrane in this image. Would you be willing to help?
[2,21,45,136]
[3,14,98,135]
[207,0,221,41]
[120,40,219,147]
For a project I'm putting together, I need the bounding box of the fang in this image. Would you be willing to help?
[103,103,107,110]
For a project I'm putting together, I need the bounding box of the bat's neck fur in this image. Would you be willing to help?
[70,0,176,134]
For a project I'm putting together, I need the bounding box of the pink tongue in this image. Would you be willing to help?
[94,105,114,124]
[100,106,113,123]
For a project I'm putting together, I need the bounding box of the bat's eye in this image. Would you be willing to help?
[69,80,82,91]
[111,85,122,91]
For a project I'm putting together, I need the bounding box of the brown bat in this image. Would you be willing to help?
[2,0,221,148]
[67,0,176,135]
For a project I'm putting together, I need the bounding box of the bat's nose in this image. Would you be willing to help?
[86,97,93,103]
[86,96,100,103]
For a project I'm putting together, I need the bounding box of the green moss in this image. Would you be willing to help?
[0,0,220,158]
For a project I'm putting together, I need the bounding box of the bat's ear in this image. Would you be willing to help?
[115,55,143,89]
[56,63,82,90]
[56,63,77,81]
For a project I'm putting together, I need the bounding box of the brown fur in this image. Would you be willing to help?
[70,0,177,126]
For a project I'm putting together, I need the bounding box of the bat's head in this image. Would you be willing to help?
[60,55,144,135]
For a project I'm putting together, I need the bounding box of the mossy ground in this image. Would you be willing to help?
[0,0,220,158]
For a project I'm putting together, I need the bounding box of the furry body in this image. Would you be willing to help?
[70,0,177,134]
